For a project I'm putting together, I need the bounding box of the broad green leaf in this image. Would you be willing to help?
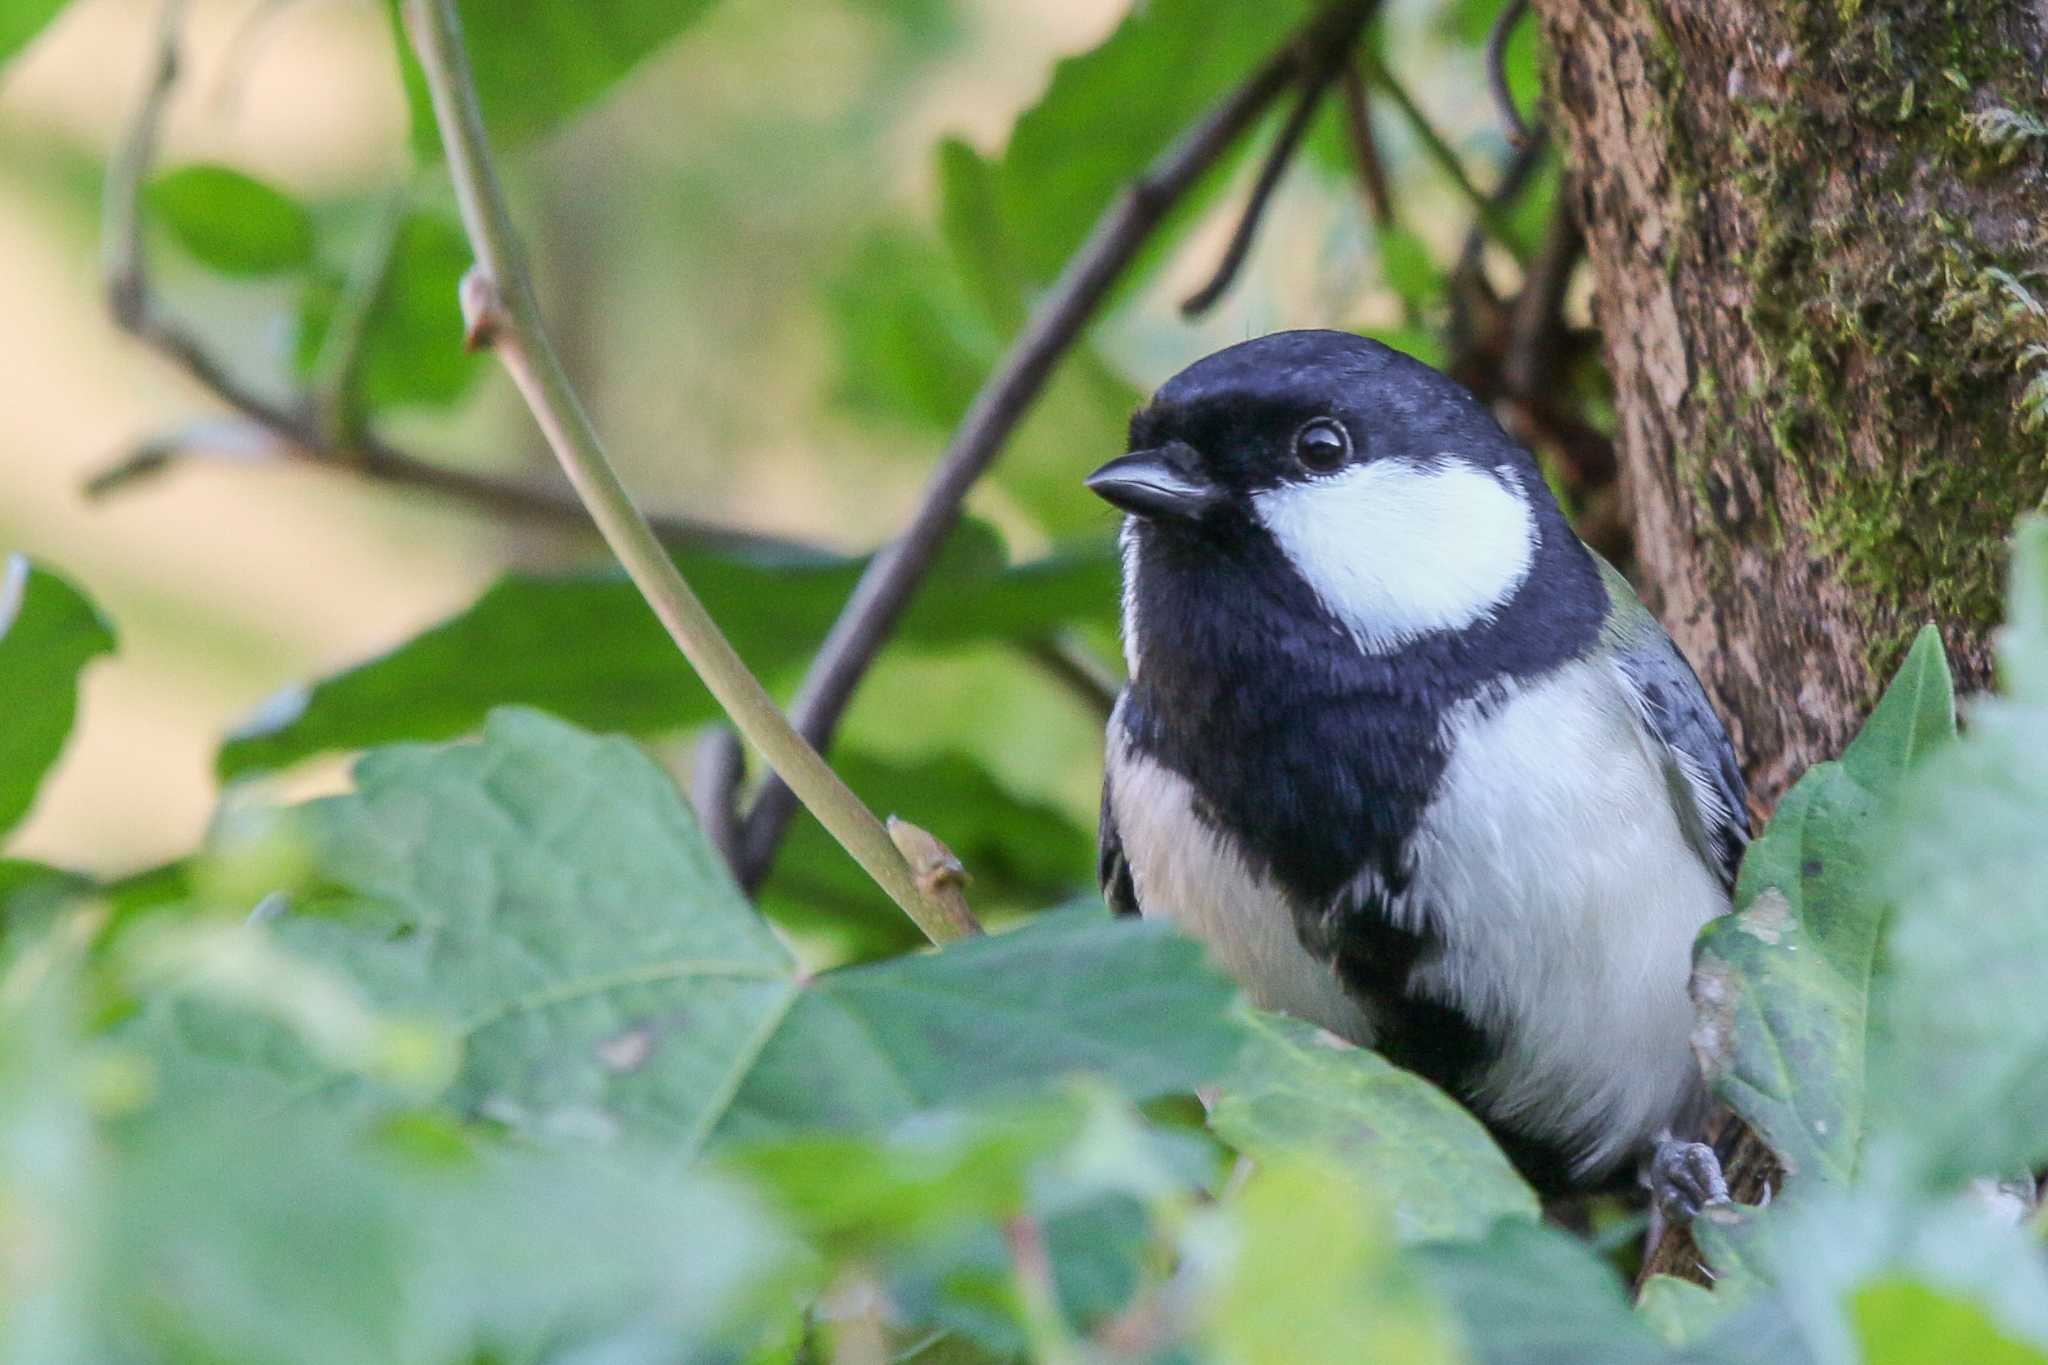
[719,901,1243,1143]
[389,0,722,159]
[0,0,68,69]
[1417,1219,1666,1365]
[935,136,1026,333]
[156,711,1242,1152]
[1997,517,2048,701]
[824,223,1001,432]
[0,556,114,840]
[147,165,316,277]
[994,0,1310,286]
[1636,1274,1728,1349]
[1210,1158,1460,1365]
[1377,225,1443,312]
[98,1109,796,1364]
[0,859,88,919]
[1690,625,1953,1188]
[216,523,1115,777]
[1207,1011,1536,1244]
[1875,522,2048,1181]
[1747,1178,2048,1365]
[825,204,1136,534]
[293,210,483,413]
[1853,1280,2048,1365]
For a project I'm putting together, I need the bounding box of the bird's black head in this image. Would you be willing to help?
[1088,329,1591,661]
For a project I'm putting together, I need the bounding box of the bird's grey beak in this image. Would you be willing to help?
[1085,443,1219,522]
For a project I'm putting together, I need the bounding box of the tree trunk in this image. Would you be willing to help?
[1534,0,2048,805]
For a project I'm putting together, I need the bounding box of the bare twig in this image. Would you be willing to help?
[1179,39,1350,317]
[84,418,280,499]
[737,0,1378,890]
[104,0,805,560]
[1360,50,1526,262]
[404,0,977,944]
[1505,185,1582,400]
[1017,635,1119,718]
[1486,0,1536,147]
[689,729,746,869]
[1337,63,1394,227]
[309,182,409,446]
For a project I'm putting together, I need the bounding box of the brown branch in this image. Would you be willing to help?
[735,0,1378,890]
[1486,0,1537,147]
[1179,35,1352,318]
[1017,635,1119,719]
[102,0,805,562]
[1337,63,1394,227]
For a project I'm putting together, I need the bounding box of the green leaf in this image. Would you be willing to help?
[389,0,722,159]
[936,136,1027,333]
[824,224,1001,431]
[1376,226,1443,312]
[293,210,484,412]
[719,901,1243,1143]
[1875,524,2048,1181]
[1635,1273,1728,1349]
[99,1109,797,1364]
[216,523,1115,777]
[1417,1218,1666,1365]
[994,0,1310,286]
[1853,1280,2048,1365]
[0,0,69,69]
[1207,1011,1537,1244]
[1690,625,1953,1188]
[1997,517,2048,701]
[1210,1158,1460,1365]
[0,556,114,840]
[154,711,1242,1151]
[1746,1178,2048,1365]
[147,165,316,277]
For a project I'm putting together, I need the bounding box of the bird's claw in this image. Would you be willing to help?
[1649,1138,1730,1221]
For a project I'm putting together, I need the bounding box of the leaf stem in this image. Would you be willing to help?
[402,0,978,944]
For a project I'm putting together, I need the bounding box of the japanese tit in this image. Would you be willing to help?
[1089,330,1747,1212]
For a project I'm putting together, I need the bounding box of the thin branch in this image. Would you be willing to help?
[1337,63,1394,227]
[689,729,746,869]
[1360,49,1526,261]
[1179,42,1348,318]
[403,0,979,944]
[1017,635,1119,719]
[1486,0,1536,147]
[103,0,805,561]
[1505,184,1582,400]
[309,182,409,446]
[84,418,282,498]
[737,0,1378,890]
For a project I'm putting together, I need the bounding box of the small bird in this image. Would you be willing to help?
[1088,330,1746,1215]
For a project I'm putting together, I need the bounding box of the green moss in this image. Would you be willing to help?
[1652,0,2048,653]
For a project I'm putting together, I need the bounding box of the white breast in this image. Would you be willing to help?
[1105,722,1375,1045]
[1108,659,1726,1180]
[1403,659,1726,1176]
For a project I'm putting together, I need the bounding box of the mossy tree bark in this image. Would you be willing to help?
[1535,0,2048,804]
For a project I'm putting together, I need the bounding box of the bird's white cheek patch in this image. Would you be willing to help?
[1251,457,1535,652]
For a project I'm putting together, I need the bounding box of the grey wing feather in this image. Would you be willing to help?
[1594,557,1751,890]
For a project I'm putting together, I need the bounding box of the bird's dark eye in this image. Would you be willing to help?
[1293,417,1351,473]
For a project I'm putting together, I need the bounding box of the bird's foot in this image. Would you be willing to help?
[1648,1137,1730,1222]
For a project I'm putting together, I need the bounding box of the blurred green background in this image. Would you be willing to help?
[0,0,1553,941]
